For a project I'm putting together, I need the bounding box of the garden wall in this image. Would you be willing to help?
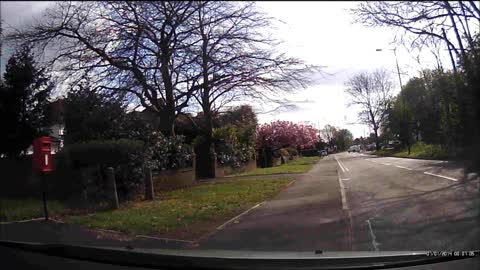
[272,157,282,166]
[215,158,257,177]
[152,168,196,191]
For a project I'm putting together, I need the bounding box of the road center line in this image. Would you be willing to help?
[336,158,346,172]
[424,172,458,181]
[337,168,349,210]
[337,167,353,250]
[395,165,413,171]
[338,158,350,171]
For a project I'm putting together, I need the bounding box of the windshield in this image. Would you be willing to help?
[0,0,479,264]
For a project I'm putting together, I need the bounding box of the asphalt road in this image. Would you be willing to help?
[196,156,350,251]
[198,153,480,252]
[337,152,480,251]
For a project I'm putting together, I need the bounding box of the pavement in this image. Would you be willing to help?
[195,156,351,251]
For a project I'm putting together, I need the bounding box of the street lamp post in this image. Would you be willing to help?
[376,48,403,91]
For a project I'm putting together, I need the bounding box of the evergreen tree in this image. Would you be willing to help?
[0,45,53,158]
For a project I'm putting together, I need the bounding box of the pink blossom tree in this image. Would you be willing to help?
[256,120,319,167]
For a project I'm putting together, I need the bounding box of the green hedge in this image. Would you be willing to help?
[57,139,146,203]
[301,148,319,157]
[65,139,145,168]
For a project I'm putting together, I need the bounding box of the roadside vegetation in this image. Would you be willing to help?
[66,178,292,238]
[350,2,480,170]
[235,156,321,176]
[371,142,449,160]
[1,198,67,222]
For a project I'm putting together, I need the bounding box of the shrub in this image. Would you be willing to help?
[213,126,255,168]
[286,147,298,157]
[407,142,448,159]
[146,134,193,171]
[301,148,319,157]
[60,139,146,202]
[65,139,145,168]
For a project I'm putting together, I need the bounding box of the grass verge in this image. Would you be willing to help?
[371,142,449,160]
[1,198,67,222]
[66,177,292,237]
[234,156,321,176]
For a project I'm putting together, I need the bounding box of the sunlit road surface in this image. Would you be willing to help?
[336,152,480,251]
[197,153,480,252]
[197,156,350,251]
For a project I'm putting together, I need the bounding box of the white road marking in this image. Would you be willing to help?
[0,217,64,225]
[216,202,263,230]
[379,163,391,166]
[366,219,380,251]
[136,235,194,243]
[424,172,458,181]
[337,158,350,171]
[286,179,297,187]
[336,166,354,249]
[336,158,346,172]
[395,165,413,171]
[337,168,349,210]
[341,178,351,181]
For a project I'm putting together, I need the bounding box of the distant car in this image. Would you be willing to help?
[348,145,361,153]
[319,150,328,156]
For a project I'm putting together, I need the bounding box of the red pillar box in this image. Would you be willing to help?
[33,137,52,172]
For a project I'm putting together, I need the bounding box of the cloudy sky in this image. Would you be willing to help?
[1,1,451,138]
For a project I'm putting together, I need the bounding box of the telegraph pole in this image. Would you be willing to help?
[442,27,458,73]
[392,48,403,91]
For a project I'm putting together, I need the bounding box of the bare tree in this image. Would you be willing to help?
[5,1,206,136]
[189,1,321,177]
[345,69,394,150]
[320,124,337,146]
[351,1,479,68]
[5,1,323,177]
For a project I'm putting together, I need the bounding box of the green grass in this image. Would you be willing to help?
[233,156,321,176]
[66,178,292,236]
[371,142,449,160]
[1,198,67,222]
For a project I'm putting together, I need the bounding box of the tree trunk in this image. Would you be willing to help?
[197,11,216,178]
[374,127,380,151]
[202,108,216,178]
[158,107,176,137]
[262,147,273,168]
